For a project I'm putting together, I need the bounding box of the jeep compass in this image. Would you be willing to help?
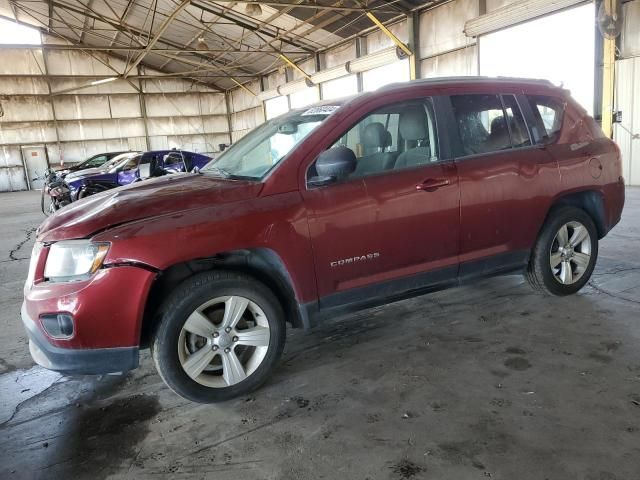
[22,77,625,402]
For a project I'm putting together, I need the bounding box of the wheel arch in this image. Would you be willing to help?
[546,189,607,238]
[139,248,309,348]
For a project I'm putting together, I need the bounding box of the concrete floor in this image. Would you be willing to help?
[1,189,639,480]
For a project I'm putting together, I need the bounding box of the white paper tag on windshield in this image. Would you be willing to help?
[301,105,340,116]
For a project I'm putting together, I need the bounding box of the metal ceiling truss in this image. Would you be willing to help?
[5,0,434,92]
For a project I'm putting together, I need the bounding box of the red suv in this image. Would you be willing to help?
[22,77,625,402]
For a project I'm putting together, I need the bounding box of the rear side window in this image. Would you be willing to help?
[502,95,531,148]
[525,95,564,144]
[451,94,532,155]
[451,94,511,155]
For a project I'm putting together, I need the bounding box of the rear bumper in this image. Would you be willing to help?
[22,301,138,374]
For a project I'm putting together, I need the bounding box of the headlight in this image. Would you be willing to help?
[44,240,110,282]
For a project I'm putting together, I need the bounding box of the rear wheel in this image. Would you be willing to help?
[526,206,598,296]
[151,271,285,403]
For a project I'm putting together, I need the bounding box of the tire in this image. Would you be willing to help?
[526,206,598,296]
[151,271,286,403]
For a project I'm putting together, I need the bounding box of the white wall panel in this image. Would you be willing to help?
[419,0,478,58]
[290,58,317,81]
[0,96,54,122]
[0,166,28,192]
[128,136,148,152]
[0,77,49,95]
[613,57,640,186]
[144,93,201,117]
[109,95,142,118]
[231,107,262,132]
[48,78,138,95]
[420,45,478,78]
[142,78,217,93]
[621,0,640,59]
[57,119,145,142]
[0,49,45,75]
[486,0,518,12]
[231,82,261,112]
[44,50,116,76]
[0,145,23,167]
[324,41,357,68]
[49,139,131,165]
[264,70,285,91]
[201,115,230,133]
[366,22,408,54]
[231,130,250,143]
[52,95,112,120]
[0,121,57,145]
[146,116,205,136]
[199,93,227,115]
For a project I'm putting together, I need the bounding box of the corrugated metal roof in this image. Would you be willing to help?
[0,0,434,90]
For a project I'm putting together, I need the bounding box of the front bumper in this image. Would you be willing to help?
[22,302,138,374]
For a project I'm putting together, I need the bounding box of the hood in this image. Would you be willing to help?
[64,167,108,182]
[38,173,263,241]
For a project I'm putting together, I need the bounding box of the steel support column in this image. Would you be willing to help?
[601,37,615,138]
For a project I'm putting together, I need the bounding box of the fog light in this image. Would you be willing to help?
[40,313,74,339]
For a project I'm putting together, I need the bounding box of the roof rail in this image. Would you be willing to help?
[379,75,555,91]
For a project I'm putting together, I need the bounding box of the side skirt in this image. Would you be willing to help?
[301,249,530,329]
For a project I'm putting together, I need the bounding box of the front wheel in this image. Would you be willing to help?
[526,206,598,296]
[151,271,286,403]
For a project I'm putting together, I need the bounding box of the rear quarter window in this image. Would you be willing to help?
[526,95,564,144]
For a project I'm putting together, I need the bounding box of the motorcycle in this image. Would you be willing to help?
[38,169,71,216]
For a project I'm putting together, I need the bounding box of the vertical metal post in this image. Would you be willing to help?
[355,36,365,92]
[407,13,420,80]
[41,40,62,166]
[224,90,233,146]
[315,53,323,100]
[601,37,615,138]
[137,67,151,150]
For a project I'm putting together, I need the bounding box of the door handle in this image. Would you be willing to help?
[416,178,450,192]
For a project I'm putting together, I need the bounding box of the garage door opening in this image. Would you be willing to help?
[479,3,595,113]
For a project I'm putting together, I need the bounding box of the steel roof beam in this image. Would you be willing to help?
[123,0,191,77]
[0,44,307,54]
[208,0,404,14]
[190,1,316,53]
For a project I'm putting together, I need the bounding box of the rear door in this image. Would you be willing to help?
[446,92,560,278]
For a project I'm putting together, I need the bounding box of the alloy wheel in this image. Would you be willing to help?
[177,295,270,388]
[549,221,592,285]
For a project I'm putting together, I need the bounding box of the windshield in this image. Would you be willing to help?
[83,155,108,168]
[202,105,340,179]
[105,153,137,172]
[111,154,141,172]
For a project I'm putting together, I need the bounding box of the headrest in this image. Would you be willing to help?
[490,116,508,136]
[363,122,389,149]
[399,108,429,141]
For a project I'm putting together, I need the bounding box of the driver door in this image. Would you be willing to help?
[302,97,460,309]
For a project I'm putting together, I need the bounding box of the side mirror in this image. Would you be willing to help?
[308,146,357,187]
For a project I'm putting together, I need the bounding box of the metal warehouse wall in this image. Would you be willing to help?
[226,0,640,163]
[0,35,230,192]
[614,0,640,186]
[226,0,483,142]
